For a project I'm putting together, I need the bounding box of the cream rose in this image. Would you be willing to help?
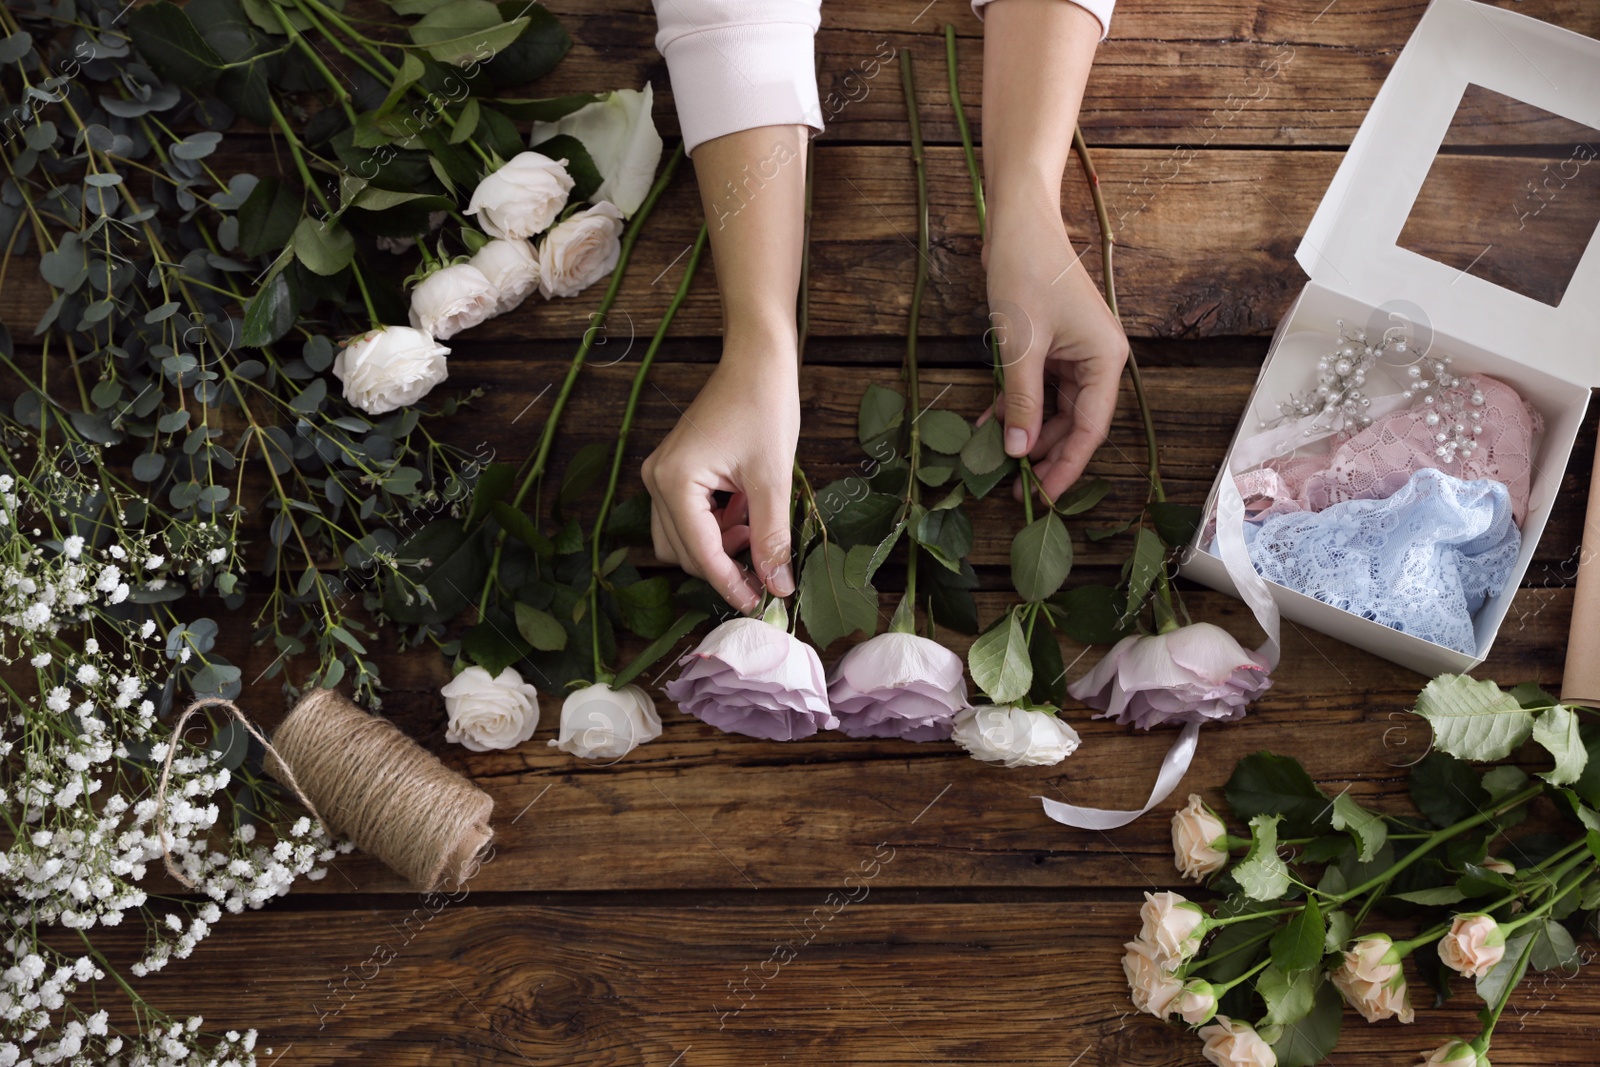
[466,151,574,239]
[1330,935,1415,1024]
[1177,979,1218,1026]
[549,682,662,760]
[1172,793,1229,881]
[1121,939,1183,1019]
[1198,1016,1277,1067]
[1418,1040,1481,1067]
[469,238,541,315]
[440,665,541,752]
[1437,914,1505,979]
[408,263,498,340]
[951,705,1080,768]
[331,326,449,415]
[1139,890,1207,964]
[538,201,624,298]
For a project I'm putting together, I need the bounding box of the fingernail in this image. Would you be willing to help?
[1005,427,1028,457]
[772,563,795,596]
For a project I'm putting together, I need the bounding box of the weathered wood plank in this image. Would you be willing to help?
[188,584,1572,896]
[107,901,1600,1066]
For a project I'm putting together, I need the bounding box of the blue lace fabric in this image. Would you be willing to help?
[1233,468,1521,655]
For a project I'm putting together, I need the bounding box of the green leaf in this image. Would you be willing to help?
[1027,610,1065,706]
[513,602,567,651]
[1529,919,1579,972]
[462,614,532,675]
[613,611,709,688]
[0,32,34,64]
[1225,752,1333,838]
[1010,512,1072,602]
[846,521,904,589]
[614,576,674,640]
[958,417,1005,477]
[1270,897,1325,974]
[491,502,554,558]
[1532,704,1587,785]
[380,519,490,625]
[1413,674,1534,762]
[408,0,530,65]
[289,377,327,414]
[127,1,224,90]
[1330,793,1387,862]
[913,504,973,572]
[237,176,301,259]
[798,543,878,649]
[449,97,483,144]
[917,409,971,454]
[968,610,1032,705]
[1149,501,1203,547]
[1052,477,1111,516]
[1392,885,1467,906]
[558,441,611,507]
[1258,964,1320,1028]
[292,218,356,276]
[829,491,901,548]
[377,51,427,116]
[1233,813,1291,900]
[240,271,296,348]
[857,383,904,445]
[1323,909,1353,953]
[482,1,571,86]
[1268,977,1341,1067]
[1476,931,1534,1005]
[961,452,1017,498]
[1410,751,1490,827]
[1047,584,1135,645]
[1124,526,1166,619]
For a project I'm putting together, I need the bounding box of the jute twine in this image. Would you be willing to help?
[155,689,494,893]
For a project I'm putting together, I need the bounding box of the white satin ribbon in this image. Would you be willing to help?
[1038,402,1394,831]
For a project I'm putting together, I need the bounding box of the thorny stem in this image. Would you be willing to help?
[900,50,929,611]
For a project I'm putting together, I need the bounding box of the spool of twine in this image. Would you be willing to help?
[1561,423,1600,708]
[264,688,495,892]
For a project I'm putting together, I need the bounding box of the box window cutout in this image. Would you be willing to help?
[1397,83,1600,308]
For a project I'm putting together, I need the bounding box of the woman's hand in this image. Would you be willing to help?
[984,206,1129,502]
[642,334,800,614]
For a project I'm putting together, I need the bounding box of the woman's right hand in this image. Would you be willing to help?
[642,333,801,614]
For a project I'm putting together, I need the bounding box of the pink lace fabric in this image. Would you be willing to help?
[1236,374,1542,527]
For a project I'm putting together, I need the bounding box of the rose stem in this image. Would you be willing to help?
[588,223,710,679]
[944,23,1041,515]
[477,143,687,619]
[900,49,929,618]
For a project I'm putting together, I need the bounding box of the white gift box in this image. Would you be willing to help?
[1181,0,1600,676]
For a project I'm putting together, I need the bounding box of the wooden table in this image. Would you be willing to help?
[84,1,1600,1063]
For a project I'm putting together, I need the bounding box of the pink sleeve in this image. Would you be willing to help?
[971,0,1115,39]
[652,0,824,154]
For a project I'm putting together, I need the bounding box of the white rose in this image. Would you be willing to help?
[1177,979,1218,1026]
[331,326,449,415]
[466,152,574,239]
[1418,1041,1482,1067]
[408,263,498,340]
[469,239,541,315]
[950,705,1080,768]
[1172,793,1229,881]
[530,84,663,216]
[1121,939,1182,1019]
[440,665,541,752]
[549,682,662,760]
[538,201,623,298]
[1138,890,1207,964]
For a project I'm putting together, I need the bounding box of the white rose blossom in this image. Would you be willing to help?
[466,151,574,239]
[441,665,542,751]
[331,326,450,415]
[469,238,542,315]
[549,683,662,760]
[408,262,498,340]
[538,201,624,298]
[950,705,1080,768]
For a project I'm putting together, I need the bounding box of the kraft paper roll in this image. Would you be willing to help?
[1561,424,1600,708]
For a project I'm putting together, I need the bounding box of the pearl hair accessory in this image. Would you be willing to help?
[1266,320,1479,459]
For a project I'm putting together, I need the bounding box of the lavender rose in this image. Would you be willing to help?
[827,632,968,741]
[664,617,837,740]
[1068,622,1272,729]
